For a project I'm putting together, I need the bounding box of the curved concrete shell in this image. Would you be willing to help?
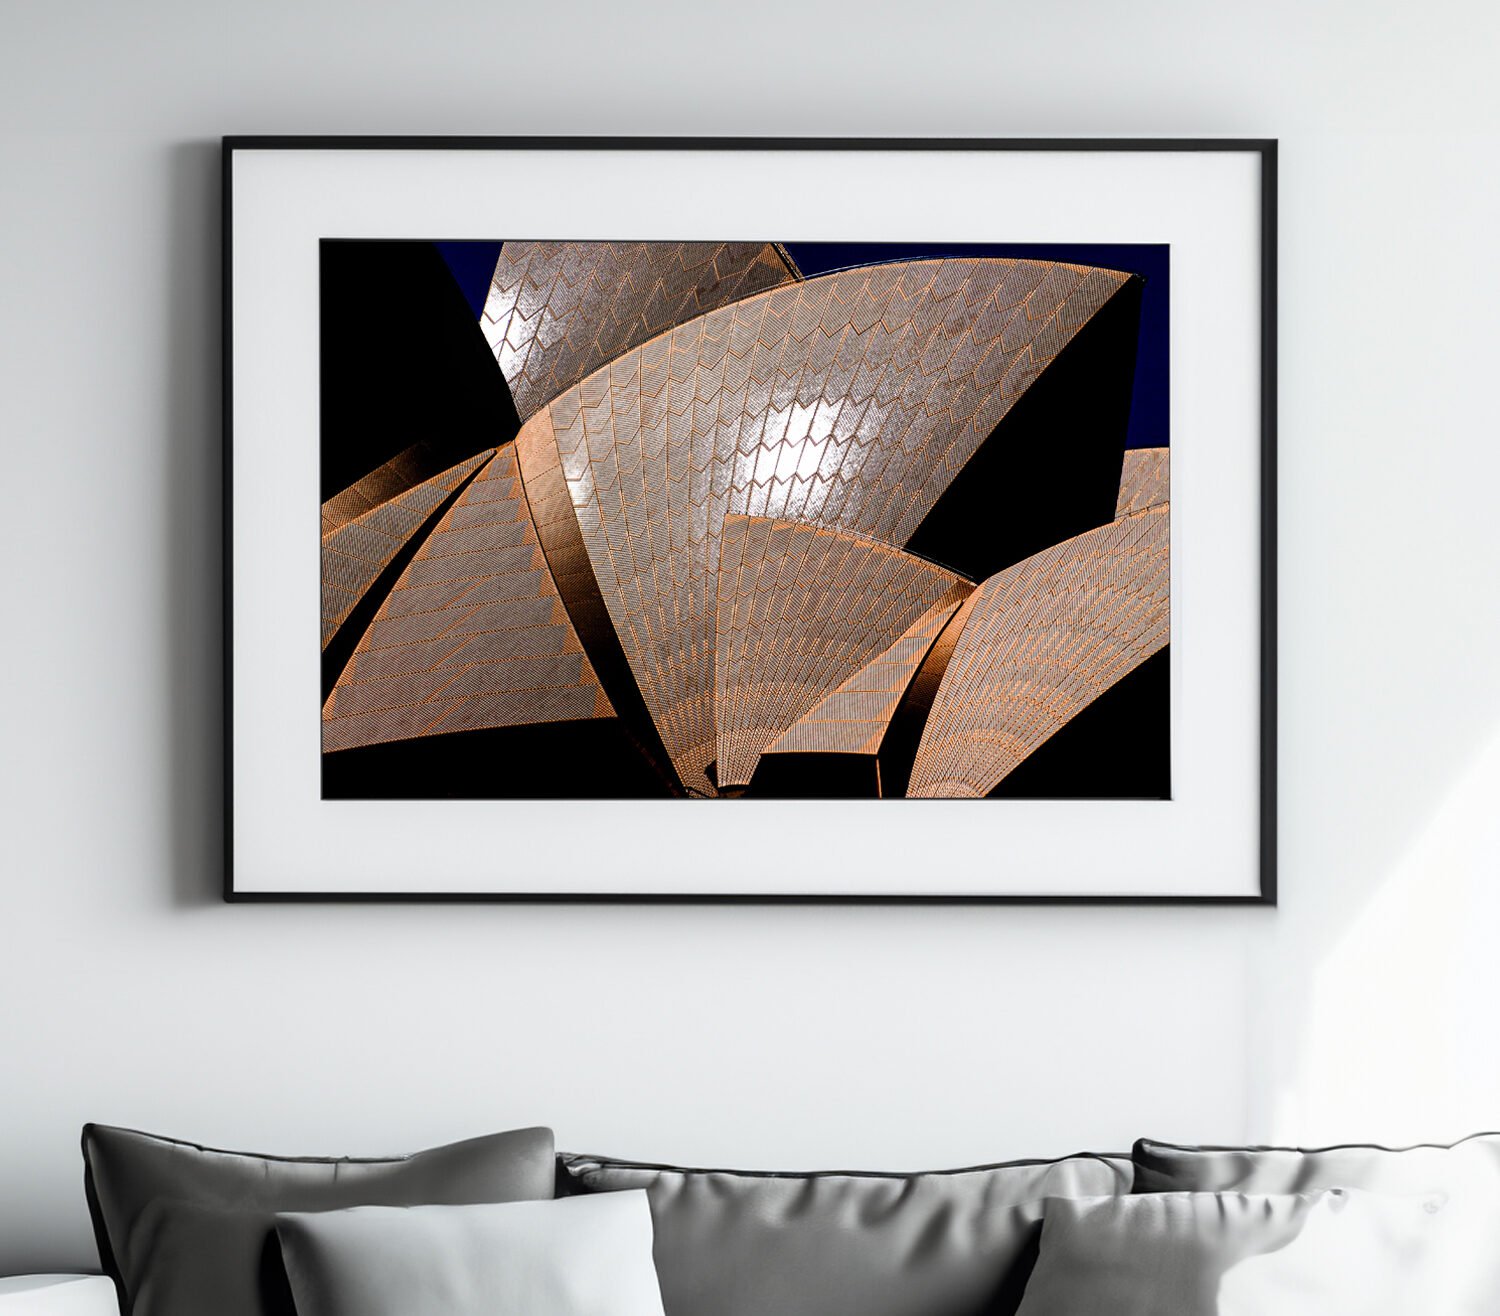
[761,594,965,763]
[714,516,971,788]
[908,502,1170,798]
[322,445,613,753]
[1115,446,1170,517]
[320,448,493,651]
[322,442,461,536]
[481,241,799,420]
[515,258,1133,794]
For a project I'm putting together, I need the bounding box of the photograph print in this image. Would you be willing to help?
[319,239,1171,803]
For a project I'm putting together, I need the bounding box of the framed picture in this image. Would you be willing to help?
[224,137,1276,902]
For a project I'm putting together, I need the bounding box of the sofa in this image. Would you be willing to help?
[8,1123,1496,1315]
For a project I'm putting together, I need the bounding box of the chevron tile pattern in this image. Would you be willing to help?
[516,258,1131,795]
[714,516,972,788]
[1115,445,1170,517]
[762,595,965,763]
[907,503,1170,798]
[320,448,494,650]
[322,445,613,752]
[480,241,799,420]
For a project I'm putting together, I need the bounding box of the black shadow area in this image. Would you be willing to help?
[744,752,881,799]
[987,645,1170,799]
[320,240,518,501]
[322,720,668,799]
[905,277,1142,583]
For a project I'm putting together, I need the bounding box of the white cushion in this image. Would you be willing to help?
[0,1276,119,1315]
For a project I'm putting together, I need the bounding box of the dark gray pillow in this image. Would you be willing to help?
[1132,1132,1500,1197]
[82,1123,555,1316]
[561,1151,1131,1316]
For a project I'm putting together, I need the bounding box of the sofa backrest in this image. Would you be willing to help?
[560,1152,1132,1316]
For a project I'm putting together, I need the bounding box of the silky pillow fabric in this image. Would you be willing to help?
[561,1152,1131,1316]
[1131,1132,1500,1197]
[1014,1189,1490,1316]
[81,1123,555,1316]
[276,1192,665,1316]
[0,1275,121,1316]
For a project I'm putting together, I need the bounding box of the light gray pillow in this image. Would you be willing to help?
[1014,1189,1493,1316]
[0,1275,120,1316]
[275,1191,664,1316]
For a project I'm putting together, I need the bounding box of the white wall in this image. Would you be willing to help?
[3,0,1499,1275]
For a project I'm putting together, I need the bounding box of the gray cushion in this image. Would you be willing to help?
[276,1192,665,1316]
[81,1123,555,1316]
[1132,1132,1500,1196]
[561,1152,1131,1316]
[1014,1189,1487,1316]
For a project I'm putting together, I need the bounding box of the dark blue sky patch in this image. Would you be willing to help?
[433,241,505,318]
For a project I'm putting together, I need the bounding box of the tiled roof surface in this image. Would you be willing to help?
[322,445,612,752]
[1115,445,1170,517]
[908,503,1170,798]
[481,241,798,420]
[762,595,965,762]
[517,258,1131,794]
[320,448,493,650]
[714,515,971,787]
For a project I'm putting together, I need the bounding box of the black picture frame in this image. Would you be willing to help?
[223,136,1277,905]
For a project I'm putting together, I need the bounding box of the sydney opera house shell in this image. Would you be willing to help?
[319,240,1169,800]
